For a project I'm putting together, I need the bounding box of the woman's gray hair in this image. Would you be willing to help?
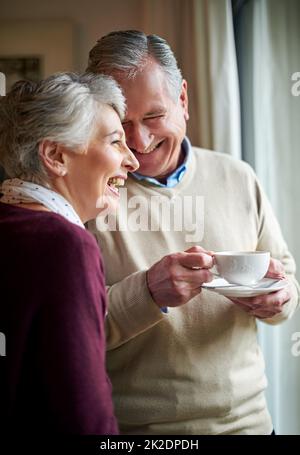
[0,72,126,183]
[87,30,183,101]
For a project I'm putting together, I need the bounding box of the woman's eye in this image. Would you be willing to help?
[112,140,121,145]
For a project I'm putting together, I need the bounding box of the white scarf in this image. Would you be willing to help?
[0,178,85,229]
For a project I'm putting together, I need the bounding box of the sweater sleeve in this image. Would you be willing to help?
[253,171,300,325]
[105,270,165,350]
[35,226,118,434]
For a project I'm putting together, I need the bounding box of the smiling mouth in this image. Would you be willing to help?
[149,140,164,152]
[107,177,125,196]
[134,140,164,155]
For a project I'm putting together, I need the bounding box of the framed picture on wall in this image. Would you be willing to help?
[0,57,42,92]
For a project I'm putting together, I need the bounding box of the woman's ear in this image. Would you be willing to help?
[180,79,189,121]
[39,140,67,177]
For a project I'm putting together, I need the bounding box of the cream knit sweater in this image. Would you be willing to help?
[89,147,299,435]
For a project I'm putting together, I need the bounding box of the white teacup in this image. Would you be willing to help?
[213,251,270,286]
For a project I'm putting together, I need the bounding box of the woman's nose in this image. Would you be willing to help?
[123,144,139,173]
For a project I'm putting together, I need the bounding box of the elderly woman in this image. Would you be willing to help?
[0,73,138,434]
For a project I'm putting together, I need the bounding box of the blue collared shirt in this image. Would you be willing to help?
[131,136,192,188]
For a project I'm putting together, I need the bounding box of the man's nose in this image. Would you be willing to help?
[125,123,153,153]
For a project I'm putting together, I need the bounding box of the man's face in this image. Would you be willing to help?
[116,61,189,180]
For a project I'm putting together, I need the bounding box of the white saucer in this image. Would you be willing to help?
[202,277,289,298]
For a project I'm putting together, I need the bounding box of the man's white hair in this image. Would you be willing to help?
[87,30,183,101]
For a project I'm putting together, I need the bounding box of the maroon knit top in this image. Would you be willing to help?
[0,201,118,434]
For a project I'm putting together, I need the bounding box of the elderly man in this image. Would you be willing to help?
[87,30,299,435]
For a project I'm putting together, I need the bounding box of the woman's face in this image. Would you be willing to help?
[62,104,139,222]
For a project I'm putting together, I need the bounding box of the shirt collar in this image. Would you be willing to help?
[131,137,192,188]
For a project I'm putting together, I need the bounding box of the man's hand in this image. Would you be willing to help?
[230,257,291,319]
[265,257,286,280]
[146,246,214,308]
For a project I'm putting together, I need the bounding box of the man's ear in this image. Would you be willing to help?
[180,79,189,121]
[39,140,67,177]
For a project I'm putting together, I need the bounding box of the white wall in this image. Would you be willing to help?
[0,0,143,71]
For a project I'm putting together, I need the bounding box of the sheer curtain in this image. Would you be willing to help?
[234,0,300,434]
[193,0,241,157]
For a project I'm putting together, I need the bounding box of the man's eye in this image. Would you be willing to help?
[112,140,122,145]
[145,115,165,121]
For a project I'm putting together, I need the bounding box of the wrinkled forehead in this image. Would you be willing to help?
[113,62,175,118]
